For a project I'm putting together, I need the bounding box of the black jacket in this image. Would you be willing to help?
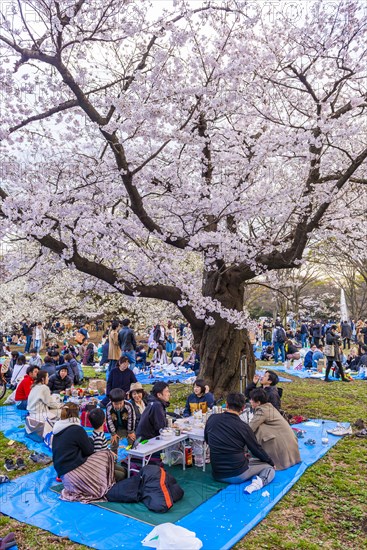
[48,372,72,393]
[106,367,137,396]
[204,411,274,480]
[52,424,94,476]
[118,327,136,351]
[136,395,168,440]
[245,382,281,410]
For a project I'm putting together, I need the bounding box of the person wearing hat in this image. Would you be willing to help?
[128,382,148,428]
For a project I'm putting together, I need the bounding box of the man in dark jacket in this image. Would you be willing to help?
[118,319,137,368]
[312,321,322,347]
[63,353,81,384]
[22,320,32,353]
[136,382,170,440]
[341,321,352,349]
[101,356,137,407]
[204,392,275,492]
[245,370,281,410]
[48,366,72,393]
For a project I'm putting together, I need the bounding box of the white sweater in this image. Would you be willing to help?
[27,384,60,422]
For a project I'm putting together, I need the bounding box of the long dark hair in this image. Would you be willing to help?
[32,370,48,386]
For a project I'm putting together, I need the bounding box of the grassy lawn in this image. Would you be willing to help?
[0,364,366,549]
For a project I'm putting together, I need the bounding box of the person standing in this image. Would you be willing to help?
[324,325,349,382]
[341,321,352,349]
[108,320,120,375]
[22,320,33,353]
[272,322,286,364]
[165,321,177,355]
[118,319,137,368]
[311,320,322,347]
[32,322,46,353]
[300,321,309,348]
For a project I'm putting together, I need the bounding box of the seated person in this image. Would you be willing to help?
[106,389,136,453]
[260,345,274,361]
[29,348,43,368]
[171,346,185,365]
[245,370,281,411]
[346,348,360,371]
[15,365,39,410]
[285,339,301,361]
[48,366,72,394]
[10,355,28,388]
[82,343,95,366]
[128,382,148,428]
[102,356,137,406]
[42,355,57,377]
[52,403,115,503]
[304,344,316,369]
[136,382,170,440]
[136,345,148,369]
[152,345,168,366]
[184,347,200,374]
[249,388,301,470]
[88,407,127,481]
[312,345,324,369]
[63,353,81,384]
[204,392,275,492]
[183,378,214,417]
[27,370,62,423]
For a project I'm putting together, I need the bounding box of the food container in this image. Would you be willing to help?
[160,428,175,440]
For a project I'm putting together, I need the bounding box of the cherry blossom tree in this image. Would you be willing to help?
[0,0,367,392]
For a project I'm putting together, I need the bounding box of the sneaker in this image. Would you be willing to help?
[327,425,352,436]
[0,475,10,484]
[29,452,52,465]
[4,459,17,472]
[244,475,263,494]
[356,428,367,438]
[15,458,26,471]
[56,477,62,482]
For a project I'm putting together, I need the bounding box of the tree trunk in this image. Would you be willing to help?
[196,269,256,396]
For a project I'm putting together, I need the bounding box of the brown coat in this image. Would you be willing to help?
[249,403,301,471]
[108,329,121,361]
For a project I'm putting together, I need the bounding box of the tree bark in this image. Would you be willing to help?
[197,269,256,396]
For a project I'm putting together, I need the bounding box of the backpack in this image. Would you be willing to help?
[275,328,286,344]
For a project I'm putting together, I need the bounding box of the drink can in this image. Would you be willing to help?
[167,417,173,428]
[213,406,218,414]
[175,428,181,436]
[185,445,193,467]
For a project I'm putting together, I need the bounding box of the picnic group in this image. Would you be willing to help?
[0,316,364,510]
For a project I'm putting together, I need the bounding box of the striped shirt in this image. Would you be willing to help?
[91,430,109,452]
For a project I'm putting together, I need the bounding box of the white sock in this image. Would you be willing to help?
[244,475,263,494]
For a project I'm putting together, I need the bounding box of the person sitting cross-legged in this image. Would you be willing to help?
[88,407,127,482]
[249,388,301,471]
[106,388,136,454]
[204,392,275,493]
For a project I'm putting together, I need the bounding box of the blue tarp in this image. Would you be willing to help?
[0,410,344,550]
[136,369,195,384]
[264,365,365,380]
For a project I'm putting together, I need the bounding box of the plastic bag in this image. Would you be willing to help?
[142,523,203,550]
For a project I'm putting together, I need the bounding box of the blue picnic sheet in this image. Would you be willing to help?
[0,406,346,550]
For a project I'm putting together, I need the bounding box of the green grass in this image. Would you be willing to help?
[1,366,367,549]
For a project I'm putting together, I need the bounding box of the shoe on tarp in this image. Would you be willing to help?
[327,424,353,436]
[29,452,52,465]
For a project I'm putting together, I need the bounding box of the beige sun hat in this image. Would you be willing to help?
[129,382,144,392]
